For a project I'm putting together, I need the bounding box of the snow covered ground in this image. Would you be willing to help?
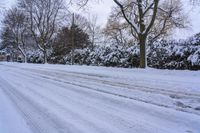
[0,62,200,133]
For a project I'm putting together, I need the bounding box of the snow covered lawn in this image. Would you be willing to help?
[0,62,200,133]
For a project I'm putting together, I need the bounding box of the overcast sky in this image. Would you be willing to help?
[0,0,200,39]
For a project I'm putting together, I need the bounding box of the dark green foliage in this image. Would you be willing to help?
[51,25,91,63]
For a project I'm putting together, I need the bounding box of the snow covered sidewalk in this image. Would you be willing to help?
[0,62,200,133]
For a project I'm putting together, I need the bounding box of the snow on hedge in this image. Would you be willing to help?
[62,39,200,70]
[24,33,200,70]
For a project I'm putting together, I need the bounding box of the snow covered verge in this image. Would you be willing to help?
[0,62,200,133]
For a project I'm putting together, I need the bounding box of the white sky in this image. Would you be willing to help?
[0,0,200,39]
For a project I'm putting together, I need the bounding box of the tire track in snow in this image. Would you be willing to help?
[6,64,200,98]
[2,68,155,133]
[0,67,171,133]
[0,77,84,133]
[5,64,200,115]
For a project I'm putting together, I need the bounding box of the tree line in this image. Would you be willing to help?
[0,0,198,68]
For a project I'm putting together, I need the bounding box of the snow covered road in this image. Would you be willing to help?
[0,63,200,133]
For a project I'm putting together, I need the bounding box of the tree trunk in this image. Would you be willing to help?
[43,46,47,64]
[18,45,27,63]
[71,13,75,65]
[139,35,147,68]
[24,56,27,63]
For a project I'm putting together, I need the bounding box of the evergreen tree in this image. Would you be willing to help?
[51,25,91,63]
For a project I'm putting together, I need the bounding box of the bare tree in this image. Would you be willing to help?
[0,1,6,33]
[103,15,135,47]
[18,0,65,63]
[73,13,90,33]
[108,0,187,43]
[112,0,188,68]
[1,8,29,63]
[68,13,102,47]
[88,14,103,46]
[74,0,189,68]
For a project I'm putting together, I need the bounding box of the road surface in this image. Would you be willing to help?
[0,63,200,133]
